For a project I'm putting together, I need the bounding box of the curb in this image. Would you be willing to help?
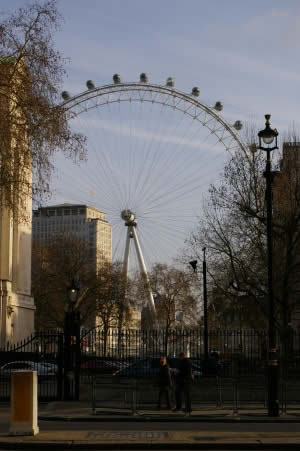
[0,441,300,450]
[38,414,300,423]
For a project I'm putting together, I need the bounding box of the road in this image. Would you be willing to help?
[0,418,300,433]
[0,409,299,450]
[0,423,297,451]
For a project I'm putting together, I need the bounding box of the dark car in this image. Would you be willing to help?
[113,357,201,378]
[0,361,56,379]
[81,359,129,375]
[113,358,159,378]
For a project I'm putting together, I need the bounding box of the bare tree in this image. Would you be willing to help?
[33,240,132,356]
[93,261,133,356]
[32,235,98,329]
[188,128,300,341]
[0,1,85,219]
[150,264,197,328]
[137,263,198,355]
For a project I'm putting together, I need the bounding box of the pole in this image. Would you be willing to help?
[63,310,72,400]
[74,310,81,401]
[63,305,80,401]
[265,149,279,417]
[203,248,209,361]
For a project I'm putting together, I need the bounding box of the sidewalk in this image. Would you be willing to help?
[0,402,300,449]
[1,429,300,450]
[38,400,300,423]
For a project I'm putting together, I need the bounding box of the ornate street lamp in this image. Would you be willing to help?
[258,114,279,417]
[64,279,81,401]
[258,114,278,149]
[67,279,79,310]
[189,247,209,361]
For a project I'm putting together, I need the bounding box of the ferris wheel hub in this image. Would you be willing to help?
[121,209,137,226]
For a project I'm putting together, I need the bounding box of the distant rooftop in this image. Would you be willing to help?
[38,203,84,208]
[283,142,300,147]
[34,204,105,214]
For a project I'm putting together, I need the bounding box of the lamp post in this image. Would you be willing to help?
[64,279,80,401]
[67,282,79,310]
[257,114,279,417]
[189,247,209,361]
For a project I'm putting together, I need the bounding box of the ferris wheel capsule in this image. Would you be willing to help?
[214,101,223,112]
[166,77,175,87]
[61,91,71,101]
[113,74,121,84]
[191,87,200,97]
[86,80,95,90]
[140,73,148,83]
[233,120,243,131]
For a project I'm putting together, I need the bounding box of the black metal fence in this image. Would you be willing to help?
[0,328,299,402]
[0,331,64,401]
[80,328,300,378]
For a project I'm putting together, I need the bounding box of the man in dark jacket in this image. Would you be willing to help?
[157,356,173,410]
[173,352,193,415]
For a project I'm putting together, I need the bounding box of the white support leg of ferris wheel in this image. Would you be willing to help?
[121,209,157,323]
[131,226,156,319]
[123,226,131,281]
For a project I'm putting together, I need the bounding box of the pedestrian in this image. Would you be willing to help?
[156,356,173,410]
[173,351,193,415]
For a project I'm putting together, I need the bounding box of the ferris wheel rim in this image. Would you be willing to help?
[59,81,247,153]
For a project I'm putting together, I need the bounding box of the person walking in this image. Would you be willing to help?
[173,352,193,415]
[156,356,173,410]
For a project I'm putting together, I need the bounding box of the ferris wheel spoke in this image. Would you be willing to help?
[55,154,121,213]
[134,100,175,202]
[56,79,246,286]
[136,116,195,204]
[72,113,125,209]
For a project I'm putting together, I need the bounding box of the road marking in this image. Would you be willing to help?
[85,431,169,440]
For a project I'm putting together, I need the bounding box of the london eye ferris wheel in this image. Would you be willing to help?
[51,73,246,316]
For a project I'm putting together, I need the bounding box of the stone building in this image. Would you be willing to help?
[273,142,300,329]
[32,203,112,270]
[0,58,35,346]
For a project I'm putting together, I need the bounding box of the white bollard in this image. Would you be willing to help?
[10,370,39,435]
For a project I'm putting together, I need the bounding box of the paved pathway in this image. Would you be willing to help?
[0,402,300,448]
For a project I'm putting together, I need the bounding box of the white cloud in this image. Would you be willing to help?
[271,8,290,18]
[71,116,235,154]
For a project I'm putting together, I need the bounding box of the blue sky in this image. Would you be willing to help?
[57,0,300,130]
[2,0,300,268]
[3,0,299,127]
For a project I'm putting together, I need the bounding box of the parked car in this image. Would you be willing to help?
[42,361,58,374]
[113,357,202,378]
[0,361,56,378]
[81,359,122,375]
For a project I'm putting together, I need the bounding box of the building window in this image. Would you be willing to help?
[79,208,85,215]
[49,210,55,216]
[72,209,77,215]
[64,210,70,216]
[57,210,62,216]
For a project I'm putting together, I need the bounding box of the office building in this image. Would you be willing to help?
[32,204,112,269]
